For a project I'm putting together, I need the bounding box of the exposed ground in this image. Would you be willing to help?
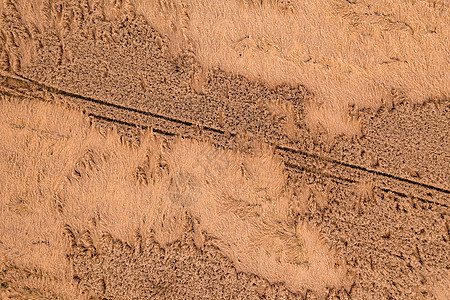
[1,0,449,299]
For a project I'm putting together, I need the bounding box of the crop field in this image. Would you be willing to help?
[0,0,449,299]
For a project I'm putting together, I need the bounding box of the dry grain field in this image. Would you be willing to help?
[0,0,449,299]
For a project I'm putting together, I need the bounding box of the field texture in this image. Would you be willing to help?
[0,0,449,299]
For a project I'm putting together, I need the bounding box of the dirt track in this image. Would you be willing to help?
[2,12,449,300]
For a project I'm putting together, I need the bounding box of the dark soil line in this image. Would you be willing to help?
[3,72,231,137]
[284,162,357,184]
[1,72,448,209]
[377,187,445,208]
[90,113,177,137]
[277,145,450,195]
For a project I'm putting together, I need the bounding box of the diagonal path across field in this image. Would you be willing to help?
[1,71,448,209]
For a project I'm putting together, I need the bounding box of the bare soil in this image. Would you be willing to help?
[3,13,449,300]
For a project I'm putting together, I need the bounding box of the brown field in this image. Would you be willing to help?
[0,0,449,299]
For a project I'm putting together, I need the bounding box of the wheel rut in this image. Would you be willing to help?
[1,71,448,209]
